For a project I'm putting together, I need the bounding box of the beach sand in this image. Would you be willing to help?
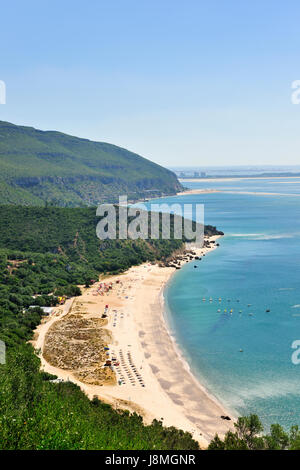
[32,236,234,448]
[176,188,220,196]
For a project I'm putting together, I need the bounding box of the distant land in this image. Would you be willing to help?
[0,121,182,207]
[179,173,300,179]
[170,165,300,180]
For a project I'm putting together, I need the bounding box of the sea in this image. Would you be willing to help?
[143,175,300,431]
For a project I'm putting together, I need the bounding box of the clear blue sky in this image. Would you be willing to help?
[1,0,300,166]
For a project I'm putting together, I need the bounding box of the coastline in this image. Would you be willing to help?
[176,188,220,196]
[32,236,234,448]
[161,281,237,425]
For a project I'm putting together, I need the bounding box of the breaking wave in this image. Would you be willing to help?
[228,379,300,408]
[230,233,295,240]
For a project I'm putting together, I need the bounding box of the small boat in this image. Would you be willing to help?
[248,313,253,316]
[239,310,242,313]
[218,298,222,302]
[248,304,252,307]
[217,309,221,313]
[239,349,243,352]
[202,298,206,301]
[266,309,270,313]
[224,309,227,313]
[209,297,213,302]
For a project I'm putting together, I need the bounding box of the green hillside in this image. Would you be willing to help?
[0,205,186,278]
[0,121,182,206]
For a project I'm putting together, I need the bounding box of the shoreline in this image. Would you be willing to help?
[160,283,237,425]
[32,236,234,448]
[179,176,300,183]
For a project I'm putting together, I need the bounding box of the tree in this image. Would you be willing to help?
[264,424,289,450]
[235,415,264,449]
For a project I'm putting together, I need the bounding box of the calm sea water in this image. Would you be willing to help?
[147,178,300,430]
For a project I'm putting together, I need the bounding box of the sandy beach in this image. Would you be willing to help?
[176,188,220,196]
[32,236,234,448]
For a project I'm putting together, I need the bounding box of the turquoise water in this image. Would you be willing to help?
[148,178,300,430]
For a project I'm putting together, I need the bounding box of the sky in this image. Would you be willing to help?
[1,0,300,167]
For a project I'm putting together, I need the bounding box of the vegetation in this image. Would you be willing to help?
[0,205,221,273]
[0,121,182,206]
[0,345,199,450]
[208,414,300,450]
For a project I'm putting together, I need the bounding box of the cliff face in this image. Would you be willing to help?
[0,121,183,206]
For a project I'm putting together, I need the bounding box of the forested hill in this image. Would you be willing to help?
[0,205,221,274]
[0,121,182,206]
[0,205,184,274]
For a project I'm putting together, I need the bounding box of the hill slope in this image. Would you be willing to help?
[0,121,182,206]
[0,205,222,275]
